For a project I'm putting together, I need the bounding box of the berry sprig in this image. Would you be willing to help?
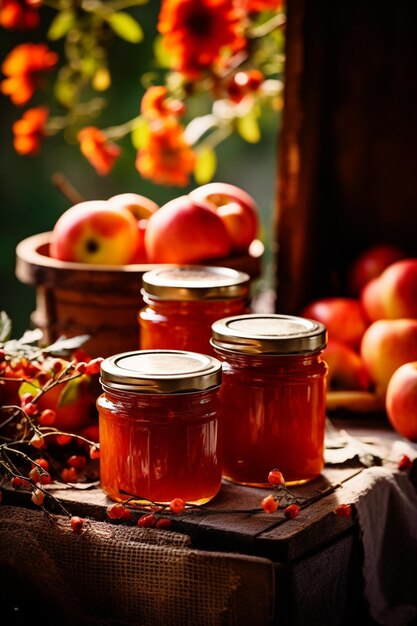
[0,317,102,531]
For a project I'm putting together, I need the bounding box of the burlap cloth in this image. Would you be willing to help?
[0,506,275,626]
[355,466,417,626]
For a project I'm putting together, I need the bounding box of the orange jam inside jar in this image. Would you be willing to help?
[138,266,250,355]
[211,314,328,486]
[97,350,222,505]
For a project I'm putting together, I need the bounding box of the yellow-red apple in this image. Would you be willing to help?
[107,192,159,220]
[377,258,417,319]
[360,318,417,396]
[50,200,139,265]
[144,195,232,264]
[324,340,371,391]
[386,361,417,441]
[347,244,406,296]
[301,297,369,348]
[107,193,159,263]
[360,276,385,322]
[189,182,259,253]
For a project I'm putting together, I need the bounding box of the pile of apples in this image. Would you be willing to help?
[49,182,259,266]
[301,245,417,442]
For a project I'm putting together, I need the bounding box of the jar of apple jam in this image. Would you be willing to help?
[97,350,222,505]
[139,265,250,355]
[211,314,328,486]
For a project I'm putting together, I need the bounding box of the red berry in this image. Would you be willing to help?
[75,362,88,374]
[138,513,157,528]
[106,503,131,520]
[23,402,38,416]
[169,498,185,514]
[20,392,34,405]
[334,504,352,518]
[267,469,285,486]
[61,467,78,483]
[40,473,51,485]
[85,358,103,375]
[284,504,301,519]
[38,409,56,426]
[28,467,41,483]
[31,488,44,506]
[70,516,84,532]
[11,476,23,489]
[89,445,100,460]
[34,458,49,472]
[30,434,45,449]
[398,454,413,471]
[67,455,87,470]
[51,359,63,374]
[56,434,72,446]
[261,494,279,513]
[156,518,172,530]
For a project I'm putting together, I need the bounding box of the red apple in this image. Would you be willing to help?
[144,195,232,264]
[360,318,417,396]
[107,194,158,264]
[301,297,369,349]
[324,340,371,391]
[377,258,417,319]
[386,361,417,441]
[347,244,406,296]
[50,200,140,265]
[360,276,385,322]
[189,182,259,253]
[107,192,159,220]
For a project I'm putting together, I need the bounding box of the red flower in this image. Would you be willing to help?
[135,118,196,186]
[78,126,121,176]
[141,86,185,119]
[236,0,283,11]
[1,43,58,105]
[12,106,48,155]
[158,0,246,76]
[0,0,41,31]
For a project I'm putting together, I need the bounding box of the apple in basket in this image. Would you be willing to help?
[189,182,259,253]
[50,200,140,264]
[144,194,232,264]
[107,192,159,263]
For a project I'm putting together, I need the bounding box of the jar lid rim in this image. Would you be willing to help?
[100,349,222,392]
[211,314,327,354]
[142,265,250,300]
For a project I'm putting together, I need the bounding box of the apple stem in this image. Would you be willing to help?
[52,172,85,206]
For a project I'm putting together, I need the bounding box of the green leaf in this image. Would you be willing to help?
[58,376,84,408]
[47,10,75,41]
[105,12,144,43]
[194,147,217,184]
[18,379,41,399]
[153,34,173,68]
[0,311,12,343]
[236,110,261,144]
[131,117,149,150]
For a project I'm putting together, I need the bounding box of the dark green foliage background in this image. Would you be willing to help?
[0,4,280,337]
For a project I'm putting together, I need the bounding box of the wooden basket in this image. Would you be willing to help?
[15,232,263,359]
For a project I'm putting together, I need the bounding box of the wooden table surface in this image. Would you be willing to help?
[2,415,415,626]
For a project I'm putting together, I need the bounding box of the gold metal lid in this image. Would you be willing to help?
[211,314,327,355]
[141,265,250,300]
[100,350,222,393]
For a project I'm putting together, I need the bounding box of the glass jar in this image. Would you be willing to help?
[139,265,250,355]
[97,350,222,505]
[211,314,328,486]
